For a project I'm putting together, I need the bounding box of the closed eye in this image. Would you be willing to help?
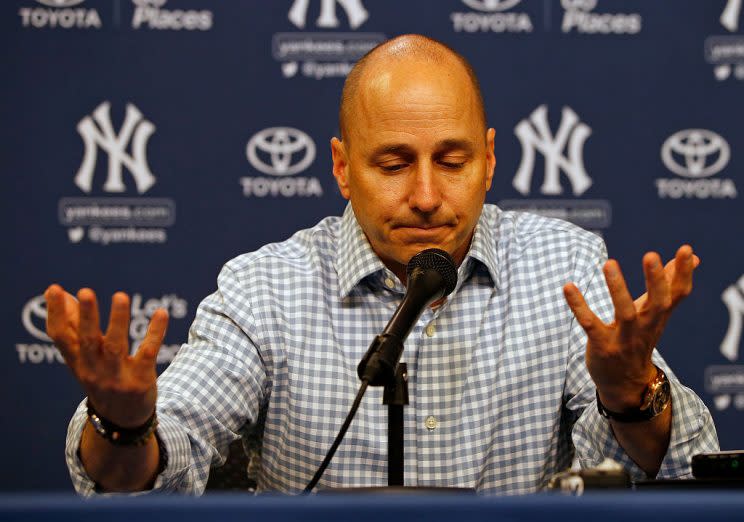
[439,161,466,169]
[379,162,409,172]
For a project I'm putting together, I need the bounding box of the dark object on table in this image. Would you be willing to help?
[692,451,744,480]
[548,459,631,494]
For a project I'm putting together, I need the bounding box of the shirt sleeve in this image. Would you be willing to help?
[64,264,269,496]
[564,238,720,480]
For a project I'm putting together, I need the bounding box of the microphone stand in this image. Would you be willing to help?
[305,249,472,494]
[324,340,470,494]
[383,362,408,486]
[355,332,411,487]
[305,337,474,494]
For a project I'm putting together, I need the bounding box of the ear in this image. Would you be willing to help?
[484,127,496,191]
[331,137,351,200]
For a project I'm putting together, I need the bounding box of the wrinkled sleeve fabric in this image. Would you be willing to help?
[65,264,268,496]
[564,238,719,480]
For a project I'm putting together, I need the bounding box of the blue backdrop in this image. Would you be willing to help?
[1,0,742,491]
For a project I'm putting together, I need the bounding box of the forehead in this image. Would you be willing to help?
[349,58,482,147]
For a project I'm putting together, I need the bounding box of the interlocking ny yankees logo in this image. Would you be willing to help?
[288,0,368,29]
[721,275,744,362]
[721,0,742,32]
[75,101,156,194]
[513,105,592,196]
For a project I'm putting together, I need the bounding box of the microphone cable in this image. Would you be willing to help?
[304,378,369,493]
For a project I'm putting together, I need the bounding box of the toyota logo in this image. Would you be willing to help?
[22,295,52,343]
[246,127,316,176]
[661,129,730,178]
[461,0,522,12]
[36,0,85,7]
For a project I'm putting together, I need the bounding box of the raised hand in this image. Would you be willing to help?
[45,284,168,428]
[563,245,698,410]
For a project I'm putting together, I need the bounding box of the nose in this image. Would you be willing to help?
[407,161,443,214]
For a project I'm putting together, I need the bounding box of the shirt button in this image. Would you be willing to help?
[425,415,438,431]
[384,278,395,289]
[425,324,436,337]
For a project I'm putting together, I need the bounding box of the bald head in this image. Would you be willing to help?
[339,34,487,144]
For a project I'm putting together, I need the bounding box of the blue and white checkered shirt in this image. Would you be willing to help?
[66,204,718,495]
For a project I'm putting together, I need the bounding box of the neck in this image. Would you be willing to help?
[383,231,475,289]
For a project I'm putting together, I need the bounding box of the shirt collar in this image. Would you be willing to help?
[464,205,501,289]
[336,203,389,298]
[335,203,502,298]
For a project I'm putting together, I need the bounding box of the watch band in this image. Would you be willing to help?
[86,400,158,446]
[596,366,671,423]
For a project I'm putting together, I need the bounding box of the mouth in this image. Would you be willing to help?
[393,224,453,240]
[399,224,447,230]
[393,220,454,230]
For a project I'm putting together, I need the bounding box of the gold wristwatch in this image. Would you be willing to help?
[596,366,671,423]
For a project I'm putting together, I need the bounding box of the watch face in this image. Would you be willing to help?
[652,381,672,414]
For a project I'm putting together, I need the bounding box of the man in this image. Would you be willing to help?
[48,34,718,496]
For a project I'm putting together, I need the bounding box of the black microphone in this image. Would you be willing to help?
[357,248,458,386]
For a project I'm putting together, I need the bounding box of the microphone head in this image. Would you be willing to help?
[406,248,458,297]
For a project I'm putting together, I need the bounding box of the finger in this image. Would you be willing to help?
[45,284,77,356]
[670,245,695,303]
[603,260,636,325]
[77,288,102,362]
[134,309,169,363]
[662,246,699,278]
[563,283,605,336]
[642,252,671,315]
[103,292,130,358]
[63,291,80,331]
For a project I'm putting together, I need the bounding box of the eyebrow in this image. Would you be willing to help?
[369,139,476,161]
[370,144,415,159]
[434,139,475,155]
[369,145,416,165]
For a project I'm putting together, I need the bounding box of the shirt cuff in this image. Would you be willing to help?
[572,375,718,480]
[65,398,194,496]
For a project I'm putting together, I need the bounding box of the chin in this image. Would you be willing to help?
[398,243,452,262]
